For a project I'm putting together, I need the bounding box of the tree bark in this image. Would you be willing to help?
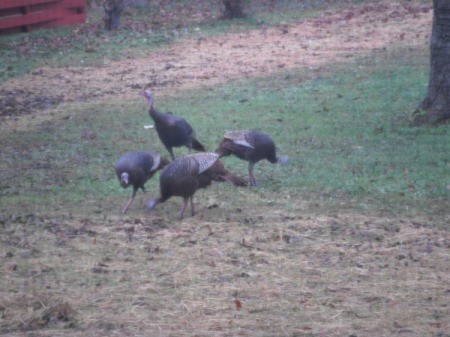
[103,0,125,30]
[221,0,246,19]
[414,0,450,124]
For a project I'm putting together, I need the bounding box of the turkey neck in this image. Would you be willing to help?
[148,104,166,123]
[147,95,166,123]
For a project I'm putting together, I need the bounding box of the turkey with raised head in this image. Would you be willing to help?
[115,151,169,214]
[216,130,285,186]
[147,153,247,219]
[140,89,206,160]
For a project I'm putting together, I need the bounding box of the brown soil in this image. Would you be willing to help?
[1,2,431,111]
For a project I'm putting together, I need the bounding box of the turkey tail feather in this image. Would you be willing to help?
[191,138,206,152]
[220,172,248,187]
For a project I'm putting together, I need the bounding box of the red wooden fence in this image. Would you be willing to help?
[0,0,86,35]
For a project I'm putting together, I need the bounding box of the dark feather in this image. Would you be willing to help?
[140,89,206,160]
[147,153,247,219]
[115,151,169,214]
[216,130,278,186]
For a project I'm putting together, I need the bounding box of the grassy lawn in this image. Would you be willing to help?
[0,1,448,336]
[1,47,448,337]
[1,48,447,222]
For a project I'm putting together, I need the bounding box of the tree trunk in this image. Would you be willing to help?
[414,0,450,124]
[221,0,246,19]
[103,0,125,30]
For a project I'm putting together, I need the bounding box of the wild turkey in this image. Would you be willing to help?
[147,153,247,219]
[115,151,169,214]
[216,130,285,186]
[140,89,206,160]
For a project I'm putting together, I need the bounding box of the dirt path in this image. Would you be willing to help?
[2,2,431,113]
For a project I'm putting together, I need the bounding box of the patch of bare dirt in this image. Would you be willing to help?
[0,2,432,116]
[1,211,448,336]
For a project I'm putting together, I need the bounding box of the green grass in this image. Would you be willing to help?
[0,25,171,80]
[0,0,395,81]
[0,47,447,224]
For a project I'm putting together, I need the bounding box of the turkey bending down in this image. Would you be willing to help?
[216,130,288,186]
[115,151,169,214]
[147,153,247,219]
[140,89,206,160]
